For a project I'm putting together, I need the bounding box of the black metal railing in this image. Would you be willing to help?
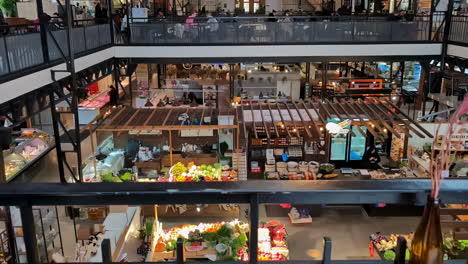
[129,15,437,44]
[2,181,468,264]
[0,19,112,79]
[449,15,468,44]
[0,12,462,83]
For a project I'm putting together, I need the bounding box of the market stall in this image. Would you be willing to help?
[78,76,128,125]
[81,106,240,182]
[239,98,432,181]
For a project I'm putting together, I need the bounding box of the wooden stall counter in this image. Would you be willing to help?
[158,204,240,218]
[162,153,219,167]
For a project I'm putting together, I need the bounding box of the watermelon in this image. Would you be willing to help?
[185,245,204,251]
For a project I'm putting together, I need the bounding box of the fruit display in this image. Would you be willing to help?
[155,220,250,261]
[169,162,237,182]
[258,221,289,261]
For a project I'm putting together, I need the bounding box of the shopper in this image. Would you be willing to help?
[108,85,119,106]
[280,12,293,40]
[207,12,218,41]
[362,145,381,169]
[185,11,198,40]
[95,3,104,23]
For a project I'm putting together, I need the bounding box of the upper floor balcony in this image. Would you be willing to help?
[0,11,467,96]
[129,14,439,45]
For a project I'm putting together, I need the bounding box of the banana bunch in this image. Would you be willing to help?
[171,162,187,176]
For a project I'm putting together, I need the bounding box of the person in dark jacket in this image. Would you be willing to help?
[362,145,381,169]
[108,85,118,106]
[95,3,103,23]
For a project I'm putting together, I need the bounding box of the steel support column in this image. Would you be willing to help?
[249,194,258,264]
[36,0,50,64]
[114,60,120,104]
[20,202,39,264]
[428,0,435,40]
[0,147,5,184]
[4,207,17,263]
[49,88,67,183]
[65,0,83,182]
[322,63,328,98]
[441,0,455,70]
[106,0,115,44]
[229,64,235,98]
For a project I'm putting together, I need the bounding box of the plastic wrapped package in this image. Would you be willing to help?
[102,150,125,174]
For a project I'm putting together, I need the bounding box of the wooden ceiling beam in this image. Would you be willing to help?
[332,99,368,138]
[382,98,433,138]
[376,98,426,138]
[275,102,292,138]
[359,100,401,139]
[341,99,382,140]
[249,102,259,139]
[162,109,173,126]
[105,106,126,128]
[352,100,388,138]
[200,108,206,126]
[292,101,315,138]
[283,102,301,138]
[266,103,280,137]
[299,101,321,138]
[324,99,357,138]
[258,103,271,139]
[308,102,327,125]
[368,100,410,137]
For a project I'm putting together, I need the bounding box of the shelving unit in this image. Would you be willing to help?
[32,206,64,263]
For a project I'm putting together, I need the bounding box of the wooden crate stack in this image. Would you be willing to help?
[231,152,248,181]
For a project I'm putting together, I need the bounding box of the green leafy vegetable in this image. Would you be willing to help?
[383,250,396,260]
[216,225,233,238]
[120,172,133,182]
[102,172,114,182]
[202,232,217,242]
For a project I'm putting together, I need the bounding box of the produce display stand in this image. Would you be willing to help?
[96,106,239,167]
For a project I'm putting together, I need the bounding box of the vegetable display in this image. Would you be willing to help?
[153,220,289,261]
[156,220,250,261]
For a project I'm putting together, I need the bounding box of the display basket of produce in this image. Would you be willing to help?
[369,233,412,261]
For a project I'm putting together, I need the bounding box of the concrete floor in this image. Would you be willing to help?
[263,206,419,260]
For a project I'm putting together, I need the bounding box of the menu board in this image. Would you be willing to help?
[330,133,347,161]
[349,126,367,161]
